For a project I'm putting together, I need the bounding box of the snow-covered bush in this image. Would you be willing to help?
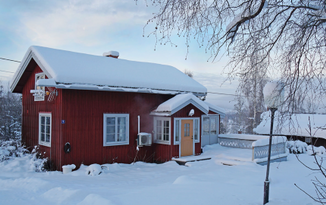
[286,140,308,154]
[307,145,326,156]
[0,139,27,161]
[0,139,48,172]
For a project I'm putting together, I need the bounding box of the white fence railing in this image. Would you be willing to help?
[218,135,287,162]
[218,137,255,149]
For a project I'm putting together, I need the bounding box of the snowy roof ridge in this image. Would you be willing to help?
[151,93,209,116]
[205,102,226,117]
[10,46,207,96]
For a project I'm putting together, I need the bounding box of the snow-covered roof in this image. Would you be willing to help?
[205,102,226,118]
[10,46,207,96]
[151,93,225,116]
[254,111,326,139]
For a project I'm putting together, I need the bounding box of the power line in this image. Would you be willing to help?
[207,91,238,97]
[0,57,21,63]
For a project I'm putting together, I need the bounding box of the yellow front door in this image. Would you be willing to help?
[181,119,193,157]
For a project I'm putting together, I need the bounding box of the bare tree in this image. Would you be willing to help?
[141,0,326,112]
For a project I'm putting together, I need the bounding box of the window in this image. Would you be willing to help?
[184,123,190,137]
[154,117,171,144]
[35,73,45,101]
[103,114,129,146]
[39,113,51,147]
[202,115,219,136]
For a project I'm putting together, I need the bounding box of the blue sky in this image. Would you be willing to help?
[0,0,238,110]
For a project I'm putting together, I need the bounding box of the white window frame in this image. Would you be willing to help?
[154,117,171,145]
[201,114,219,136]
[174,118,200,145]
[39,113,51,147]
[35,73,46,101]
[103,114,129,146]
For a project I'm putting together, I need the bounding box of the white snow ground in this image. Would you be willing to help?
[0,144,323,205]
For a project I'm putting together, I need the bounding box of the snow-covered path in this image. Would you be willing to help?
[0,144,322,205]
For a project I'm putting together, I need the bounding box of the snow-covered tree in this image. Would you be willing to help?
[0,84,22,140]
[142,0,326,112]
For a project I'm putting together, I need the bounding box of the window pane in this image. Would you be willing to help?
[106,117,116,142]
[41,125,45,133]
[163,120,169,141]
[107,125,115,134]
[41,133,45,142]
[106,133,115,142]
[46,134,50,142]
[117,117,126,134]
[46,117,50,125]
[157,120,162,140]
[46,125,50,134]
[203,117,209,135]
[107,117,115,126]
[117,133,126,142]
[175,120,179,142]
[194,119,199,140]
[211,117,217,135]
[41,116,45,124]
[184,123,190,137]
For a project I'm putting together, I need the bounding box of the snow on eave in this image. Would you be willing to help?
[205,102,226,118]
[151,93,209,116]
[10,49,33,92]
[10,46,54,93]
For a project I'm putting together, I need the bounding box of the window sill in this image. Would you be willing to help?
[103,141,129,147]
[39,142,51,147]
[155,140,171,145]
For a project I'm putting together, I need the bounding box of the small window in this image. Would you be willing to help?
[103,114,129,146]
[184,123,190,137]
[35,73,46,101]
[154,117,171,145]
[39,113,51,147]
[305,137,312,143]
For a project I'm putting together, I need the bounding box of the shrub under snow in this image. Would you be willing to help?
[286,140,308,154]
[0,139,48,172]
[286,140,326,156]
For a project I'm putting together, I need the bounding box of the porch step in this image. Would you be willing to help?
[172,156,211,166]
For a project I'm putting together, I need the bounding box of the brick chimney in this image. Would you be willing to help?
[103,51,119,59]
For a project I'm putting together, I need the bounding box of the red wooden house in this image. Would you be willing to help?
[10,46,225,170]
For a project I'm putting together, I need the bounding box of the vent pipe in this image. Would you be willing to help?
[103,51,119,58]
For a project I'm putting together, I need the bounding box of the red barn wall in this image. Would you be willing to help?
[60,89,172,168]
[21,65,63,170]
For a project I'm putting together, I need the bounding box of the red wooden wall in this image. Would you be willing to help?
[59,89,172,168]
[21,65,63,169]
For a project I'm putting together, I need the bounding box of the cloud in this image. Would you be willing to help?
[15,0,153,47]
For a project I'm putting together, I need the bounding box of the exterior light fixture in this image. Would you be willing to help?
[263,81,284,204]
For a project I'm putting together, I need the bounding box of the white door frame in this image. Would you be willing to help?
[174,117,200,157]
